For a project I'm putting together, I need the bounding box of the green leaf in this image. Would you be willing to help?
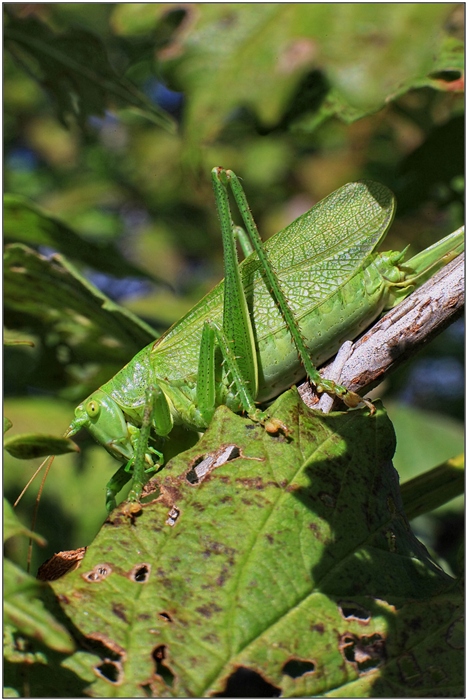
[112,4,459,145]
[50,390,461,696]
[428,34,464,88]
[390,403,464,485]
[4,498,46,546]
[4,416,13,433]
[4,558,75,654]
[4,338,35,347]
[401,455,464,520]
[4,194,164,282]
[4,433,79,460]
[4,555,85,697]
[4,13,175,132]
[4,244,158,395]
[318,4,460,109]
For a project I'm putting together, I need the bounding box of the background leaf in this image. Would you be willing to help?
[112,4,461,148]
[4,194,163,282]
[4,498,46,545]
[4,433,79,460]
[4,244,157,398]
[4,559,75,654]
[4,11,175,132]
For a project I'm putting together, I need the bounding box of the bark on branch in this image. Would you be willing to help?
[299,252,464,410]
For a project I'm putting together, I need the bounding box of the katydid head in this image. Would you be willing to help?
[66,389,134,463]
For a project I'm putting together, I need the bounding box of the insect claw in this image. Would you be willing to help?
[343,390,376,415]
[264,417,290,436]
[362,397,377,415]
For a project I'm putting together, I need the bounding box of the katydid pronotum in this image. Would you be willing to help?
[19,168,464,513]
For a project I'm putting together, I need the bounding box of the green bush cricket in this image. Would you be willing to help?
[56,168,463,511]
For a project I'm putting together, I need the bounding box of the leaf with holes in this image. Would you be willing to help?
[47,389,462,697]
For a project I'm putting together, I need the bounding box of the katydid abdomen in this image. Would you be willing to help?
[65,172,463,509]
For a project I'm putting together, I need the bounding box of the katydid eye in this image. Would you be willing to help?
[86,400,100,418]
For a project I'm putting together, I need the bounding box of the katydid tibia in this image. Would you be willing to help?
[60,167,463,511]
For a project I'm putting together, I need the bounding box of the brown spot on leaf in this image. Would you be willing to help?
[57,594,70,605]
[236,476,266,490]
[112,603,128,623]
[216,564,232,587]
[196,602,223,618]
[158,483,183,508]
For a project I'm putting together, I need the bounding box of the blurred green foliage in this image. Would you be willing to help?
[4,0,463,588]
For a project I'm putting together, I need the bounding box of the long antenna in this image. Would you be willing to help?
[14,454,53,507]
[14,454,55,573]
[25,456,54,573]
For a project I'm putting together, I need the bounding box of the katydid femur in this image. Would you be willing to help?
[56,167,463,511]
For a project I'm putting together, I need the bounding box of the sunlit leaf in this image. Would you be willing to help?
[113,4,460,146]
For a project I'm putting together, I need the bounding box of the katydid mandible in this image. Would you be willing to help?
[63,167,463,511]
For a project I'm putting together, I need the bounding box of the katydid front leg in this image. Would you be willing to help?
[212,167,373,414]
[106,386,167,511]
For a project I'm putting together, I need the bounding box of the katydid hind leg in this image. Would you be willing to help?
[211,168,259,407]
[222,168,372,412]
